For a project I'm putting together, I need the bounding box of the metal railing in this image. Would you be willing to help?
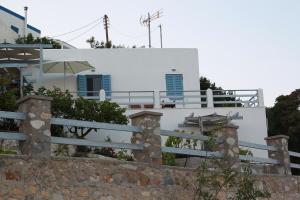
[70,91,155,107]
[0,110,144,151]
[289,151,300,169]
[160,129,223,158]
[159,89,260,108]
[107,91,155,106]
[69,89,262,109]
[160,130,280,165]
[159,90,207,107]
[212,89,259,107]
[1,110,300,173]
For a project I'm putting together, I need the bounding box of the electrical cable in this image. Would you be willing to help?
[110,25,159,39]
[51,17,103,38]
[65,22,101,42]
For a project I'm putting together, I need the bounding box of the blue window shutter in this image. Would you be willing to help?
[77,75,87,96]
[174,74,183,98]
[165,74,183,100]
[102,75,111,97]
[166,74,175,97]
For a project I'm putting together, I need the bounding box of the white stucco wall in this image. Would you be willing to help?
[0,6,40,43]
[41,48,200,93]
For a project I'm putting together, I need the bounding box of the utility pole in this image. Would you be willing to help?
[158,24,163,48]
[103,14,109,44]
[140,9,163,48]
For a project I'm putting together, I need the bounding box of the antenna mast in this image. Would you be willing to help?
[140,9,163,48]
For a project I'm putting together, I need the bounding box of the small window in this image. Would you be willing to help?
[10,25,19,34]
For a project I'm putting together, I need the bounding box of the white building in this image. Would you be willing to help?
[0,6,41,43]
[32,48,268,153]
[0,5,268,155]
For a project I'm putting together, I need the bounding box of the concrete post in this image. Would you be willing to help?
[129,111,162,166]
[258,88,264,107]
[215,123,240,170]
[265,135,291,175]
[154,90,161,109]
[99,89,106,101]
[206,89,214,108]
[17,96,53,158]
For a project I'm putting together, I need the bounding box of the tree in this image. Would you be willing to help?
[200,76,239,107]
[15,33,61,49]
[0,84,128,155]
[33,87,128,138]
[267,89,300,174]
[200,76,223,90]
[0,75,18,132]
[86,36,136,49]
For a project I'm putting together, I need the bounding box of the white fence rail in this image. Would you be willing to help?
[69,89,263,109]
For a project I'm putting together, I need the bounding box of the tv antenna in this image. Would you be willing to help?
[140,9,163,48]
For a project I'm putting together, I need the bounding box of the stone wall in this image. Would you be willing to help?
[0,155,299,200]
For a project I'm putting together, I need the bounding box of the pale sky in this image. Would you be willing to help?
[2,0,300,106]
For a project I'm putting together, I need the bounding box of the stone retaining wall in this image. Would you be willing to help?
[0,155,299,200]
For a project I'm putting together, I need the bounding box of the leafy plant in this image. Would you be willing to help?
[163,130,200,166]
[116,149,134,161]
[0,148,17,155]
[232,164,270,200]
[53,144,69,156]
[194,159,271,200]
[16,33,61,49]
[162,152,176,166]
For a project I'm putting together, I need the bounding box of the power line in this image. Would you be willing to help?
[110,25,159,39]
[65,22,101,42]
[51,17,103,38]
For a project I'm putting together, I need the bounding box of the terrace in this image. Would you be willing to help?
[69,88,264,109]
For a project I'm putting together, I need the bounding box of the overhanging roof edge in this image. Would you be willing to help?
[0,44,53,49]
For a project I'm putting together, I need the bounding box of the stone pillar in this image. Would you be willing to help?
[129,111,162,166]
[17,96,53,158]
[206,89,214,108]
[265,135,291,175]
[215,123,240,170]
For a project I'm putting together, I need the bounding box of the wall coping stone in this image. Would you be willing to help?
[223,123,239,129]
[129,111,163,119]
[265,135,290,140]
[17,95,53,105]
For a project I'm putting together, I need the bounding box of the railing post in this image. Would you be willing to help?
[265,135,291,175]
[154,90,161,109]
[206,89,214,108]
[215,123,240,170]
[258,88,264,107]
[17,96,52,158]
[129,111,162,166]
[99,89,106,101]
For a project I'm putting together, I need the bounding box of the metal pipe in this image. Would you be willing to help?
[24,6,28,39]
